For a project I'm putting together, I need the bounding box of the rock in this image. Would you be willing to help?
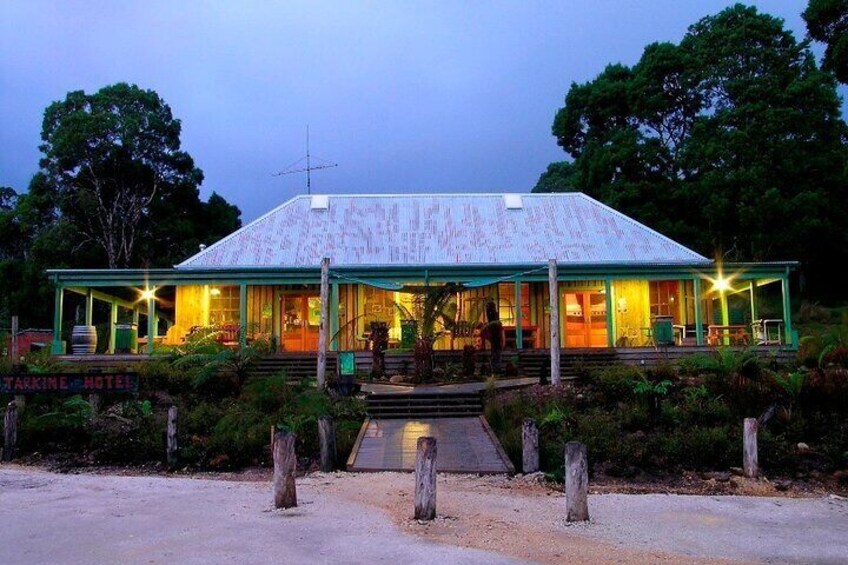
[797,442,812,455]
[389,375,406,384]
[701,471,731,482]
[730,466,744,476]
[832,470,848,483]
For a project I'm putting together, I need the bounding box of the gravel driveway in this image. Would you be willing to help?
[1,467,846,564]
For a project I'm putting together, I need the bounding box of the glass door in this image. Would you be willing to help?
[280,294,321,351]
[563,291,608,348]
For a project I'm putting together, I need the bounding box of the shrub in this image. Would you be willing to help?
[592,365,643,402]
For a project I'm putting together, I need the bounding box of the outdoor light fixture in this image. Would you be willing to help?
[210,287,222,296]
[712,277,731,293]
[140,287,156,301]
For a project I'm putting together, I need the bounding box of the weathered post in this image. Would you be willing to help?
[743,418,758,478]
[317,257,330,390]
[565,441,589,522]
[10,315,19,360]
[548,259,560,385]
[414,436,437,520]
[522,418,539,474]
[166,406,178,469]
[88,393,100,415]
[3,400,18,462]
[273,431,297,509]
[318,415,336,472]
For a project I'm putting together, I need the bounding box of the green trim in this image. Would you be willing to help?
[52,286,64,354]
[514,279,523,350]
[781,275,793,347]
[604,279,614,348]
[85,288,94,326]
[693,278,704,346]
[330,282,339,351]
[239,284,248,348]
[146,296,155,355]
[108,301,118,354]
[750,281,758,323]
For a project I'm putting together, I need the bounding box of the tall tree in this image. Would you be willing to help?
[531,161,579,193]
[540,4,848,296]
[803,0,848,83]
[38,83,206,268]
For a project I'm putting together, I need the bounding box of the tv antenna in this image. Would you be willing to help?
[273,126,337,194]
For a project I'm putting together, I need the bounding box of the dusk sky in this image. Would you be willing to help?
[2,1,843,223]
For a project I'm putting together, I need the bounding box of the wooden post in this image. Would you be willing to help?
[146,294,156,354]
[548,259,560,385]
[3,401,17,462]
[743,418,758,478]
[414,436,437,520]
[318,415,336,472]
[88,393,100,415]
[317,257,330,389]
[522,418,539,474]
[85,288,94,327]
[565,441,589,522]
[693,278,704,346]
[10,315,19,360]
[273,431,297,509]
[781,274,793,347]
[108,301,118,354]
[514,279,523,349]
[604,279,615,348]
[52,286,65,355]
[167,406,178,469]
[329,282,339,352]
[239,284,248,348]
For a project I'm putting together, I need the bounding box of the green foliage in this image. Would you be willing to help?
[591,365,643,401]
[803,0,848,83]
[772,371,806,401]
[531,161,578,193]
[540,4,848,297]
[632,377,672,397]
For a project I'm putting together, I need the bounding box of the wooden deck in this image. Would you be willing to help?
[347,416,515,474]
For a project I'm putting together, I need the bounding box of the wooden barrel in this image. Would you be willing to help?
[71,325,97,355]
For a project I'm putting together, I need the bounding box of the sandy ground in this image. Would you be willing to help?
[2,466,847,565]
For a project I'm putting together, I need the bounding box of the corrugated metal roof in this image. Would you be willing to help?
[176,193,710,269]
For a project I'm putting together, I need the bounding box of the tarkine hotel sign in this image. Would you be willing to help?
[0,373,138,394]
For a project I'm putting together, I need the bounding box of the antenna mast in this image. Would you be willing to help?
[273,126,338,195]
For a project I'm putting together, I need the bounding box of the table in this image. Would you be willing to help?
[707,325,750,346]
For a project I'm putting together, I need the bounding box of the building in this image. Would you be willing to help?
[47,193,796,355]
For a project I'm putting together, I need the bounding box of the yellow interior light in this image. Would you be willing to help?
[210,287,222,296]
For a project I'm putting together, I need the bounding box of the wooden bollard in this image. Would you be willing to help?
[743,418,758,478]
[318,415,336,472]
[166,406,178,469]
[564,441,589,522]
[522,418,539,474]
[88,393,100,415]
[273,431,297,509]
[414,436,437,520]
[3,400,17,462]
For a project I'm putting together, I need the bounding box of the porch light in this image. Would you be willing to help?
[210,287,222,296]
[712,276,731,293]
[140,287,156,301]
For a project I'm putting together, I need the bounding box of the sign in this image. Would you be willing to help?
[338,351,356,376]
[0,373,139,394]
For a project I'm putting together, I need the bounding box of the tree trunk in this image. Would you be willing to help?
[166,406,178,469]
[743,418,758,478]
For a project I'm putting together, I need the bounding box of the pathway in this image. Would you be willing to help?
[347,416,515,473]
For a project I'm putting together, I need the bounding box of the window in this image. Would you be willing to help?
[497,283,531,325]
[649,281,678,318]
[209,286,240,325]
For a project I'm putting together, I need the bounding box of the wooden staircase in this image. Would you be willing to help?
[250,354,337,380]
[366,392,484,419]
